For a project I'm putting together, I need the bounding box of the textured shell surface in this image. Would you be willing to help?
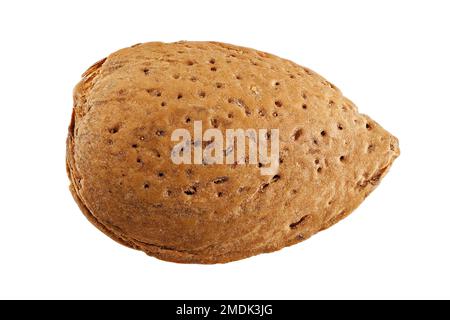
[66,41,399,264]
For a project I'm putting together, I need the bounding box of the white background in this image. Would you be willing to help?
[1,0,449,300]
